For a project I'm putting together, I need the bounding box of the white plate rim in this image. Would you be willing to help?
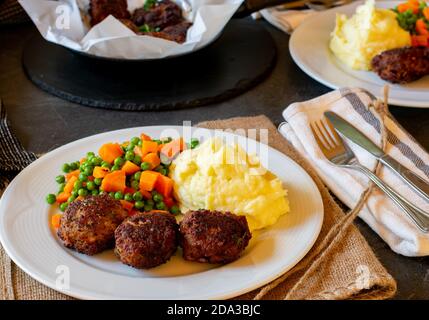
[0,125,324,300]
[289,0,429,108]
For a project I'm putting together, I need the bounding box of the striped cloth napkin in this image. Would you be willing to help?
[0,100,37,196]
[279,87,429,257]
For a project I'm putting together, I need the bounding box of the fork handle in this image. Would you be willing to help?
[351,164,429,233]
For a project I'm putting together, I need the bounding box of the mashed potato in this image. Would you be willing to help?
[329,0,411,70]
[169,138,289,231]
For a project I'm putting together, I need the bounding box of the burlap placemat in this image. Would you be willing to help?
[0,115,396,300]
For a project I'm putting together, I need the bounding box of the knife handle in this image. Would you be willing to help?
[380,155,429,203]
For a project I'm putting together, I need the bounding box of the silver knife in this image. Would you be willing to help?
[325,111,429,203]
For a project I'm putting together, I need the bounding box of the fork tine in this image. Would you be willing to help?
[315,120,336,149]
[324,118,343,145]
[310,121,330,151]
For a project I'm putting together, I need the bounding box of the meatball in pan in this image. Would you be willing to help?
[58,194,128,255]
[179,210,251,264]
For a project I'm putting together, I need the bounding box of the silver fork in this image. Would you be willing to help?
[311,118,429,233]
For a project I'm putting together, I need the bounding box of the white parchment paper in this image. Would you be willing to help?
[19,0,244,59]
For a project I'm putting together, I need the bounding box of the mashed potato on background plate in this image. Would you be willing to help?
[169,138,289,231]
[329,0,411,70]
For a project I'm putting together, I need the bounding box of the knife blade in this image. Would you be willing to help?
[325,111,429,203]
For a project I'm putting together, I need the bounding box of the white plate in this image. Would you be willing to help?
[0,126,323,300]
[289,0,429,108]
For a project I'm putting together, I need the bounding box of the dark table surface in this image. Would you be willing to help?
[1,21,429,300]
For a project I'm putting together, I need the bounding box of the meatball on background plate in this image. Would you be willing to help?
[0,126,323,299]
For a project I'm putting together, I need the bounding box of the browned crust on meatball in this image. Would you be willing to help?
[131,0,183,30]
[371,46,429,84]
[58,194,128,255]
[114,211,178,269]
[179,210,252,264]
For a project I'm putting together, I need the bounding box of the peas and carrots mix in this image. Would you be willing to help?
[393,0,429,47]
[46,133,200,227]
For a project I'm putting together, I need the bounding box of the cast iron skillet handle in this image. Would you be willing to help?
[233,0,296,17]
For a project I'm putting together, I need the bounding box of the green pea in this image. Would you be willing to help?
[109,192,115,198]
[74,181,83,190]
[125,151,134,161]
[62,163,71,173]
[99,191,107,196]
[101,161,111,169]
[71,190,79,197]
[131,137,140,145]
[78,188,88,197]
[70,161,79,170]
[79,173,88,182]
[55,175,65,184]
[84,166,93,176]
[46,194,56,205]
[146,199,154,206]
[111,165,120,171]
[126,144,135,152]
[59,202,68,212]
[170,205,180,215]
[134,171,142,181]
[67,195,76,203]
[144,204,153,212]
[90,157,101,166]
[58,182,65,193]
[94,178,102,186]
[124,193,133,202]
[86,181,96,191]
[153,139,162,145]
[157,167,167,176]
[131,180,140,190]
[137,140,142,147]
[133,191,143,201]
[133,155,142,166]
[114,191,123,200]
[135,200,145,210]
[153,193,163,203]
[156,202,166,210]
[140,162,151,171]
[114,157,124,167]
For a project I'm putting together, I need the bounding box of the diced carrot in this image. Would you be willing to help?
[51,214,62,229]
[411,34,429,46]
[121,141,130,148]
[124,187,136,195]
[141,189,152,199]
[93,166,110,179]
[128,209,139,216]
[158,144,165,151]
[120,200,134,212]
[139,170,160,191]
[101,170,126,193]
[56,192,71,204]
[122,161,141,175]
[64,175,78,194]
[397,3,412,12]
[141,133,152,141]
[65,169,80,181]
[164,197,175,208]
[416,19,429,35]
[424,7,429,20]
[155,175,173,198]
[160,138,187,158]
[143,152,161,169]
[141,140,159,157]
[98,143,124,164]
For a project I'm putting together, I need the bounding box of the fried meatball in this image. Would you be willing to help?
[371,46,429,84]
[179,210,251,264]
[115,211,178,269]
[132,0,183,29]
[89,0,130,26]
[58,194,128,255]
